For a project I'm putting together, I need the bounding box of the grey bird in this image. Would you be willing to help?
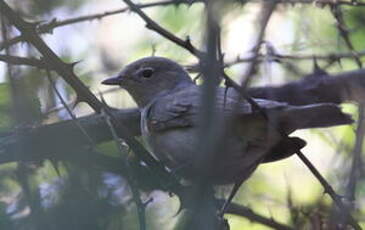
[102,56,352,185]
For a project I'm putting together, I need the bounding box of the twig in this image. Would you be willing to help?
[330,5,362,68]
[295,151,362,230]
[3,50,365,72]
[0,0,167,182]
[220,50,365,68]
[44,87,121,115]
[46,70,95,146]
[102,108,147,230]
[212,3,361,226]
[347,105,365,200]
[0,54,47,68]
[122,0,204,58]
[246,0,365,7]
[231,58,363,230]
[241,0,277,88]
[218,199,295,230]
[0,0,199,51]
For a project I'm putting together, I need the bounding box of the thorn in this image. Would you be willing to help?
[49,158,61,176]
[43,18,58,34]
[312,56,327,76]
[69,60,82,69]
[193,73,202,83]
[143,197,154,208]
[185,36,192,46]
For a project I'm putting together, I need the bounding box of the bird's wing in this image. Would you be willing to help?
[146,85,353,133]
[145,86,199,132]
[145,86,285,132]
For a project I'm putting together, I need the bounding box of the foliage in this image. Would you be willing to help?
[0,0,365,229]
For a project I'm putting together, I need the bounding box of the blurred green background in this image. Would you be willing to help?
[0,0,364,229]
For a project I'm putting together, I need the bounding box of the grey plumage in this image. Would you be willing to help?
[102,56,353,184]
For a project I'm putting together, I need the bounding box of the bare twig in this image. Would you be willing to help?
[221,50,365,68]
[122,0,204,58]
[347,105,365,203]
[102,108,146,230]
[330,5,362,68]
[0,0,172,194]
[3,50,365,73]
[46,70,95,146]
[0,54,47,68]
[219,199,295,230]
[241,0,277,87]
[3,67,365,165]
[295,151,361,230]
[251,0,365,7]
[0,0,201,51]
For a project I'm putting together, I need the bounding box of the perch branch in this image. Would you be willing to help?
[0,0,174,197]
[1,68,365,163]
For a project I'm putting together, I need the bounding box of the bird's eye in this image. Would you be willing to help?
[141,68,154,78]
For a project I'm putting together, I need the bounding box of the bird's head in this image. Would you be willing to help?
[102,56,193,107]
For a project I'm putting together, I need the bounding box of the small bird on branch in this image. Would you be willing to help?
[102,56,352,185]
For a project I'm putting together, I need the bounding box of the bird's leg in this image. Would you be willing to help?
[218,179,244,217]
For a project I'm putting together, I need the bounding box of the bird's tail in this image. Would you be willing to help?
[274,103,353,133]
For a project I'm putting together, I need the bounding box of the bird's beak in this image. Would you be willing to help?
[101,75,123,85]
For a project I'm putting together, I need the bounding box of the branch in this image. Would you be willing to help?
[122,0,204,58]
[0,54,47,68]
[256,0,365,7]
[241,0,277,87]
[347,105,365,202]
[295,151,361,230]
[219,200,295,230]
[1,68,365,163]
[330,5,362,68]
[0,0,198,51]
[0,0,170,184]
[103,108,147,230]
[220,50,365,68]
[248,68,365,105]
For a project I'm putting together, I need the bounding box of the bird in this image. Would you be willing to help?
[101,56,353,185]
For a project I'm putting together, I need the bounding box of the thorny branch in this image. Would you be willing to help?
[0,2,177,230]
[0,0,167,179]
[346,105,365,208]
[1,0,365,228]
[120,0,363,229]
[0,54,47,68]
[102,107,147,230]
[0,0,201,51]
[3,49,365,72]
[217,199,295,230]
[330,5,362,68]
[328,5,364,227]
[240,0,277,87]
[122,0,204,58]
